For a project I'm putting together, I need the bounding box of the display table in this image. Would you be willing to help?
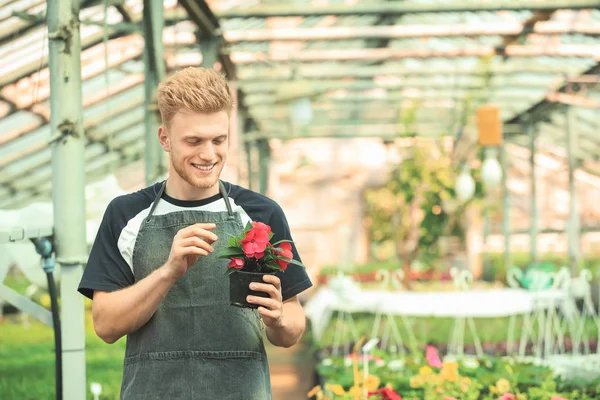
[305,286,566,342]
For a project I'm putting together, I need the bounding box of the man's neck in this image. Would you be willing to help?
[164,176,220,201]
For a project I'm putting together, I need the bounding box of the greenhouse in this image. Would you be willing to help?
[1,0,600,399]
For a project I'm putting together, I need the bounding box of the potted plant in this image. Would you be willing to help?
[217,221,304,308]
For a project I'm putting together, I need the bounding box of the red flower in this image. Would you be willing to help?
[228,258,244,269]
[251,221,272,234]
[273,242,293,271]
[368,387,402,400]
[241,227,270,258]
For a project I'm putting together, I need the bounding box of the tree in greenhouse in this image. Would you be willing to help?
[365,139,478,289]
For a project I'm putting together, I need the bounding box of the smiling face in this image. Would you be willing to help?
[156,67,234,200]
[158,110,229,199]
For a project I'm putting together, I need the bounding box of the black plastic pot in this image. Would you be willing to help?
[229,270,275,309]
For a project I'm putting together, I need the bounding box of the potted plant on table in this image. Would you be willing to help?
[217,221,304,308]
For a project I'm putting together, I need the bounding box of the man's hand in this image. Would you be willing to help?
[162,223,218,281]
[247,274,283,328]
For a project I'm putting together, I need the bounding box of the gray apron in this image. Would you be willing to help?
[120,181,271,400]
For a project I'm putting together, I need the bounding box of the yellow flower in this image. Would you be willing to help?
[489,385,499,395]
[410,375,424,388]
[431,374,444,386]
[441,368,458,382]
[324,384,346,396]
[443,361,459,371]
[435,386,443,394]
[364,375,381,392]
[462,377,471,386]
[496,378,511,394]
[420,366,433,377]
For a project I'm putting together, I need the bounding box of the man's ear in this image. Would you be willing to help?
[158,126,170,152]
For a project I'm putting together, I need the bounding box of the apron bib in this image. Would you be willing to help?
[120,181,271,400]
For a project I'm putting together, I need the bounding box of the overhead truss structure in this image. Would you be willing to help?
[0,0,599,209]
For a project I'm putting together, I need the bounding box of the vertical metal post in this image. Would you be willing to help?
[500,143,511,270]
[236,106,246,183]
[143,0,166,185]
[257,139,271,195]
[47,0,86,398]
[528,121,538,264]
[566,106,581,275]
[244,140,254,190]
[200,37,220,69]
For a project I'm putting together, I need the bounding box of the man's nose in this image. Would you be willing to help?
[199,143,215,160]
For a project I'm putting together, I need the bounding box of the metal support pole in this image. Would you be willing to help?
[528,121,538,264]
[500,143,511,270]
[245,139,254,190]
[257,139,271,195]
[200,36,220,69]
[566,106,581,275]
[143,0,166,185]
[47,0,87,398]
[236,106,246,183]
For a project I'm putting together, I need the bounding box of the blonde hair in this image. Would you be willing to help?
[157,67,234,127]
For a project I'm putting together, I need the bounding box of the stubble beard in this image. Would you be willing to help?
[172,156,225,189]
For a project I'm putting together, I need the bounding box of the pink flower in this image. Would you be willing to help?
[425,345,443,368]
[499,394,516,400]
[240,227,270,258]
[228,258,244,269]
[273,242,293,271]
[551,397,568,400]
[251,221,272,234]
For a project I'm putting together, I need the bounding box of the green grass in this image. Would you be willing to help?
[0,311,126,400]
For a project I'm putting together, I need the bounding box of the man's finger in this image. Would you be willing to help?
[179,237,214,253]
[262,274,281,289]
[179,227,219,242]
[250,282,280,299]
[257,307,280,321]
[247,296,279,310]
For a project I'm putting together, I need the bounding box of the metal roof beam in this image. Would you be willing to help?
[178,0,237,79]
[230,44,600,64]
[243,122,522,141]
[224,20,600,42]
[217,0,600,18]
[506,63,600,124]
[238,78,555,94]
[242,90,544,106]
[236,63,582,80]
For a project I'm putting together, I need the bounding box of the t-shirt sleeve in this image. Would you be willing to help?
[269,203,313,301]
[78,198,135,299]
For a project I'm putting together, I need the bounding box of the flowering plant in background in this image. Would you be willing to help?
[217,221,303,274]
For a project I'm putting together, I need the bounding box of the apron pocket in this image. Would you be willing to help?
[123,351,270,400]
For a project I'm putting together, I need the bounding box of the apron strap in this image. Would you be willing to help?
[146,180,233,222]
[219,180,234,218]
[146,181,166,223]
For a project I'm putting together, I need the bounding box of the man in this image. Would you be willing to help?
[78,67,313,399]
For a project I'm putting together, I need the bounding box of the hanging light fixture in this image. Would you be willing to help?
[455,164,475,202]
[476,104,504,190]
[289,97,313,125]
[481,147,503,189]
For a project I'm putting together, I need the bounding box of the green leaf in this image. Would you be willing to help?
[244,221,253,232]
[265,262,281,271]
[228,237,239,247]
[272,239,293,246]
[216,247,245,259]
[269,232,274,239]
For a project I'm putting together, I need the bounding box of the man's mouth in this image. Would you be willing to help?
[192,163,216,172]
